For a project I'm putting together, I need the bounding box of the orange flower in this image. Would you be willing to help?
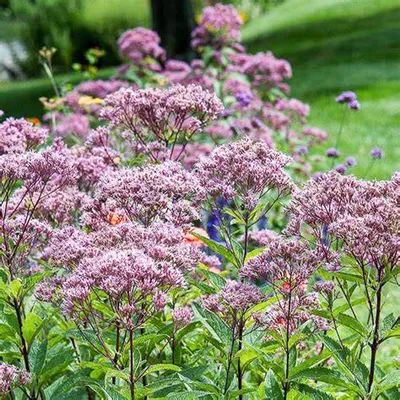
[107,211,128,226]
[184,227,209,248]
[207,266,221,274]
[280,281,292,293]
[26,117,41,125]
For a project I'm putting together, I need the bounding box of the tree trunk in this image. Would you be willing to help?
[151,0,195,61]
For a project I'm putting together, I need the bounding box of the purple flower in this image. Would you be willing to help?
[118,27,166,64]
[172,306,193,328]
[235,91,253,107]
[191,4,243,50]
[312,172,323,181]
[326,148,341,158]
[195,138,294,210]
[101,84,223,161]
[0,363,30,396]
[345,157,357,167]
[0,117,48,155]
[314,280,335,294]
[76,79,129,98]
[348,99,361,110]
[334,164,347,174]
[370,147,383,159]
[55,113,90,138]
[335,91,357,104]
[297,145,309,156]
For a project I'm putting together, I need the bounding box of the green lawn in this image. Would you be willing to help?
[243,0,400,179]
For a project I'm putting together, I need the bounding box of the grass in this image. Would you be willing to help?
[243,0,400,179]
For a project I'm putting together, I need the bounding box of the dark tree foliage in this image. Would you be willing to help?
[151,0,195,61]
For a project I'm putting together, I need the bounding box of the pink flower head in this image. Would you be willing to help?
[0,117,48,154]
[101,84,223,160]
[0,363,30,397]
[191,4,243,50]
[55,113,90,138]
[195,138,294,210]
[172,306,193,328]
[118,27,166,64]
[94,161,203,226]
[76,79,129,98]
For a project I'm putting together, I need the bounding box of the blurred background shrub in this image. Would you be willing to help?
[7,0,150,77]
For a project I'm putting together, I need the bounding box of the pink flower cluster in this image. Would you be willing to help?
[0,363,30,397]
[76,79,129,99]
[288,171,399,272]
[0,118,48,154]
[202,280,263,319]
[191,4,243,49]
[118,27,166,66]
[195,138,294,209]
[100,84,223,160]
[242,237,328,333]
[92,161,203,226]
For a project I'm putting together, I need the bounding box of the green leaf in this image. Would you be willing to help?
[334,272,363,283]
[9,279,22,298]
[289,333,307,349]
[235,348,259,370]
[290,354,330,377]
[143,364,181,376]
[293,383,334,399]
[22,312,44,346]
[378,370,400,394]
[336,313,367,336]
[333,298,364,316]
[196,267,226,290]
[167,391,213,399]
[80,361,129,380]
[244,247,265,263]
[30,339,48,375]
[192,302,232,347]
[191,233,237,266]
[291,367,349,387]
[381,314,399,339]
[319,336,365,394]
[264,370,284,400]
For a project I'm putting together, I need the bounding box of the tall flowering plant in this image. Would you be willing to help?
[0,3,397,400]
[286,171,399,399]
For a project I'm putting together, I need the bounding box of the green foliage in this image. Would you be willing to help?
[8,0,150,76]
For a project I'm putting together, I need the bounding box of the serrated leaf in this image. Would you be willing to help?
[143,363,181,376]
[336,313,367,336]
[197,267,226,290]
[291,367,348,387]
[378,370,400,394]
[290,354,330,377]
[30,338,48,375]
[192,302,232,347]
[264,370,284,400]
[191,233,237,266]
[293,383,334,399]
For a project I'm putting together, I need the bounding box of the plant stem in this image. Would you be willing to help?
[129,330,135,400]
[224,323,236,394]
[237,321,243,400]
[14,301,30,373]
[140,327,148,393]
[367,282,383,397]
[112,323,120,385]
[283,291,292,400]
